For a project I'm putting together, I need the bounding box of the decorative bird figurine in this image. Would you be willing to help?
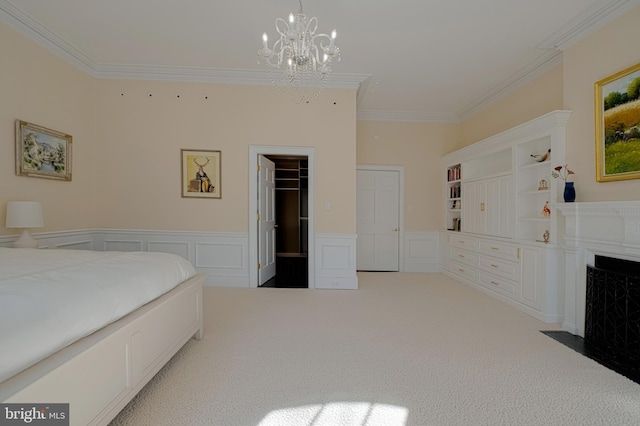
[531,148,551,162]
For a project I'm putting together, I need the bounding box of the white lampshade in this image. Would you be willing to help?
[5,201,44,248]
[6,201,44,228]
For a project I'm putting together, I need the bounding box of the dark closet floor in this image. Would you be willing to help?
[260,275,307,288]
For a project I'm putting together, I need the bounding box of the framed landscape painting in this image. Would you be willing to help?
[181,149,221,199]
[595,62,640,182]
[16,120,72,181]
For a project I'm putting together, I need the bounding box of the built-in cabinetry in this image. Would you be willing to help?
[441,110,571,322]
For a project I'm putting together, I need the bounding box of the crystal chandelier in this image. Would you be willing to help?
[258,0,340,103]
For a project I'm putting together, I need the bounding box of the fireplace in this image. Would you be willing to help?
[585,255,640,379]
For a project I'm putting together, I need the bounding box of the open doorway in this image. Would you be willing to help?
[261,155,308,288]
[248,146,316,289]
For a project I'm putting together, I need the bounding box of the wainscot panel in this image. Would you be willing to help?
[315,233,358,289]
[404,231,440,272]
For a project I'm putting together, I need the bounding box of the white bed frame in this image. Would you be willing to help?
[0,273,205,426]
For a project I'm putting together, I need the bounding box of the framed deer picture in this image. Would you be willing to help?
[181,149,221,199]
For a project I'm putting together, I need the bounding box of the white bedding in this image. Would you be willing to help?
[0,247,196,383]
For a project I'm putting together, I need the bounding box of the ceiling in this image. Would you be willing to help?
[2,0,639,122]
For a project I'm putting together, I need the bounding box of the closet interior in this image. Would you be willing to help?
[262,155,308,288]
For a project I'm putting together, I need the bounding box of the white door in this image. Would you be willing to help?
[356,169,399,271]
[258,155,276,285]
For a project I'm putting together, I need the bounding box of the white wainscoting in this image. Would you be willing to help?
[93,230,249,287]
[314,233,358,289]
[0,229,96,250]
[0,229,360,289]
[403,231,440,272]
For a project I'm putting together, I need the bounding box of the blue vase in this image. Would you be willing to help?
[564,182,576,202]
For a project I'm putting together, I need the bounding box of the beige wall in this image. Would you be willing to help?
[1,22,357,237]
[458,64,564,150]
[95,81,356,233]
[563,5,640,201]
[356,120,460,231]
[0,22,98,235]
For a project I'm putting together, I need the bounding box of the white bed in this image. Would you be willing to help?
[0,247,205,425]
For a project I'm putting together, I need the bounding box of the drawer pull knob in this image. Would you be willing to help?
[491,247,499,250]
[490,281,499,285]
[458,269,465,272]
[491,264,499,268]
[459,255,465,258]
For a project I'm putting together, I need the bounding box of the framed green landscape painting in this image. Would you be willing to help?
[595,62,640,182]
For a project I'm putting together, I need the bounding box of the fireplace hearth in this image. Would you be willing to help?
[585,255,640,381]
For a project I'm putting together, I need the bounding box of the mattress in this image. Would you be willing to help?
[0,247,196,383]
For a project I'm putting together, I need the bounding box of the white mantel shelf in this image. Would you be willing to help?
[557,201,640,336]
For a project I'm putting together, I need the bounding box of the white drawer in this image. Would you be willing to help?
[450,260,478,282]
[478,255,519,281]
[449,235,478,251]
[450,247,478,268]
[478,240,519,261]
[478,272,519,298]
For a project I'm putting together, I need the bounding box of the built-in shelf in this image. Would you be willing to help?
[440,110,572,324]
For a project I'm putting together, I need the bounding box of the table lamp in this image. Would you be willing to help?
[5,201,44,248]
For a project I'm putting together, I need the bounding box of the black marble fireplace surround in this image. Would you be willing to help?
[584,255,640,382]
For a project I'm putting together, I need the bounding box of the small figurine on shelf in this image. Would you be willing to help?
[538,179,548,190]
[531,148,551,162]
[543,230,550,243]
[542,201,551,217]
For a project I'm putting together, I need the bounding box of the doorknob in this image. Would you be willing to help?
[393,228,398,232]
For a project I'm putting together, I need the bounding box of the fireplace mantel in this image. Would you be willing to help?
[557,201,640,336]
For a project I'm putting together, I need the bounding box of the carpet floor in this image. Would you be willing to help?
[109,272,640,426]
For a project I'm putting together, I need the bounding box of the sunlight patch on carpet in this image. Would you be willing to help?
[258,402,408,426]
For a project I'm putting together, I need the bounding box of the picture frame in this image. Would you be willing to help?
[594,62,640,182]
[181,149,221,199]
[16,120,72,181]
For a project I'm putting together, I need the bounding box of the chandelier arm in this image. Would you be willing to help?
[305,16,318,37]
[275,17,290,37]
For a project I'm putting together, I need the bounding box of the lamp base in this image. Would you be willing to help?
[14,229,38,248]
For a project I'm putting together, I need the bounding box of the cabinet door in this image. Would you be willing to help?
[461,181,475,234]
[498,175,514,237]
[462,180,486,234]
[464,176,513,238]
[486,175,514,238]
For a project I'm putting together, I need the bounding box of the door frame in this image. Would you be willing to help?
[249,145,316,288]
[356,164,405,271]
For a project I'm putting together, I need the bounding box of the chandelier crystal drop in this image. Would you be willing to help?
[258,0,340,103]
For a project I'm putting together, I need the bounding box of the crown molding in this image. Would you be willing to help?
[538,0,640,50]
[0,0,98,73]
[457,49,564,121]
[93,64,368,90]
